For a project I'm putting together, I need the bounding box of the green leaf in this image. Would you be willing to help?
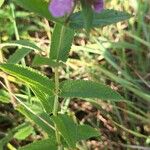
[51,114,100,148]
[1,40,42,51]
[51,114,77,148]
[18,139,57,150]
[0,64,55,113]
[60,80,123,101]
[0,64,54,93]
[18,106,55,137]
[32,55,64,67]
[77,124,100,141]
[14,125,34,140]
[0,0,4,7]
[8,48,32,64]
[69,9,132,29]
[0,90,10,103]
[31,86,54,113]
[13,0,56,22]
[0,123,29,149]
[4,40,42,64]
[50,23,74,62]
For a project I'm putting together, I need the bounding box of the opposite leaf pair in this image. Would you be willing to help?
[49,0,104,17]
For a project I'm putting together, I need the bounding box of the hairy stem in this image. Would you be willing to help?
[53,67,59,116]
[53,67,62,150]
[10,2,31,102]
[0,50,17,107]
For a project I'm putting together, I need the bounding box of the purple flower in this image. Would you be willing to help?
[92,0,104,13]
[48,0,104,18]
[49,0,74,17]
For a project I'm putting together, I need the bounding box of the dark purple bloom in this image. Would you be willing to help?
[48,0,104,18]
[49,0,74,17]
[92,0,104,13]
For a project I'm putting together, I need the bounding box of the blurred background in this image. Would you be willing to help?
[0,0,150,149]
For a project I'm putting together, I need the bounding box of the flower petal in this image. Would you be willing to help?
[92,0,104,13]
[49,0,74,17]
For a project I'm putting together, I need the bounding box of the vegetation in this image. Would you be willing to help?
[0,0,150,149]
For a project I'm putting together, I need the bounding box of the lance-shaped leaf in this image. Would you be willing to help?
[18,106,55,137]
[8,48,32,64]
[50,23,74,62]
[14,125,34,140]
[0,64,54,92]
[60,80,123,101]
[32,55,64,67]
[69,9,132,29]
[31,85,54,113]
[18,139,57,150]
[0,64,55,112]
[51,114,100,148]
[1,40,42,51]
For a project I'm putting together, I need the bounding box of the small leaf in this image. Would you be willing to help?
[50,23,74,62]
[51,114,77,148]
[13,40,41,50]
[31,86,54,113]
[32,55,64,67]
[2,40,42,51]
[0,123,30,149]
[0,64,54,93]
[18,139,57,150]
[51,114,100,148]
[14,125,34,140]
[0,90,10,103]
[69,9,132,29]
[0,64,55,112]
[8,48,32,64]
[77,124,100,141]
[60,80,123,101]
[18,106,55,137]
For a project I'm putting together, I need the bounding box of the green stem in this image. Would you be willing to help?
[53,67,62,150]
[10,2,32,102]
[53,67,59,116]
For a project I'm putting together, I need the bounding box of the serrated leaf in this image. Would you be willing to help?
[18,106,55,137]
[31,86,54,113]
[0,64,54,92]
[50,23,74,62]
[14,125,34,140]
[51,114,77,148]
[51,114,100,148]
[32,55,64,67]
[69,9,132,29]
[2,40,42,51]
[18,139,57,150]
[60,80,123,101]
[8,48,32,64]
[0,64,55,112]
